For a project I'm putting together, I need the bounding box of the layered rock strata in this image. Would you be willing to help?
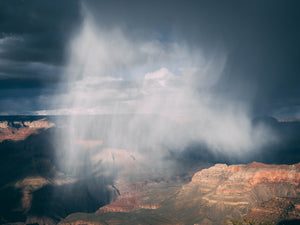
[0,118,54,142]
[59,162,300,225]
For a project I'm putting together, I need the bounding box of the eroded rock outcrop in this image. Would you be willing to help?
[0,118,54,142]
[175,162,300,224]
[181,162,300,207]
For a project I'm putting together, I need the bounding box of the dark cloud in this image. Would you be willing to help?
[217,1,300,117]
[0,0,299,116]
[84,0,300,117]
[0,0,81,64]
[0,0,81,113]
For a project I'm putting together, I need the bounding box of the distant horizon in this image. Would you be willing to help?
[0,113,299,120]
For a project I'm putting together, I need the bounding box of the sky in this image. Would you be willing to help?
[0,0,299,118]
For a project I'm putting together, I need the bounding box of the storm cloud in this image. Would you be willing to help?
[0,0,81,114]
[0,0,299,117]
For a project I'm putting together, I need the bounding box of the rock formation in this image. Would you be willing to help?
[244,197,300,224]
[0,118,54,142]
[59,162,300,225]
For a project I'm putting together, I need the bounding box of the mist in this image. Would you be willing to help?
[55,5,277,179]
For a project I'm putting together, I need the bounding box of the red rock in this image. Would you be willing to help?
[0,118,54,142]
[59,162,300,225]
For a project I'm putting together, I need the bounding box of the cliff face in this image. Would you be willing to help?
[181,162,299,205]
[60,162,300,225]
[0,118,54,142]
[176,162,300,224]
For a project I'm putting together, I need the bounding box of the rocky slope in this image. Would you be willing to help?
[59,162,300,225]
[244,197,300,224]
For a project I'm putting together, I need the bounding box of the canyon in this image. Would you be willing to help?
[0,117,54,142]
[60,162,300,225]
[0,116,299,225]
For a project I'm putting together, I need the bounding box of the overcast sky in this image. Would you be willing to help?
[0,0,299,118]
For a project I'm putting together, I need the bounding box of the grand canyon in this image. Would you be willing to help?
[1,1,299,224]
[0,116,299,225]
